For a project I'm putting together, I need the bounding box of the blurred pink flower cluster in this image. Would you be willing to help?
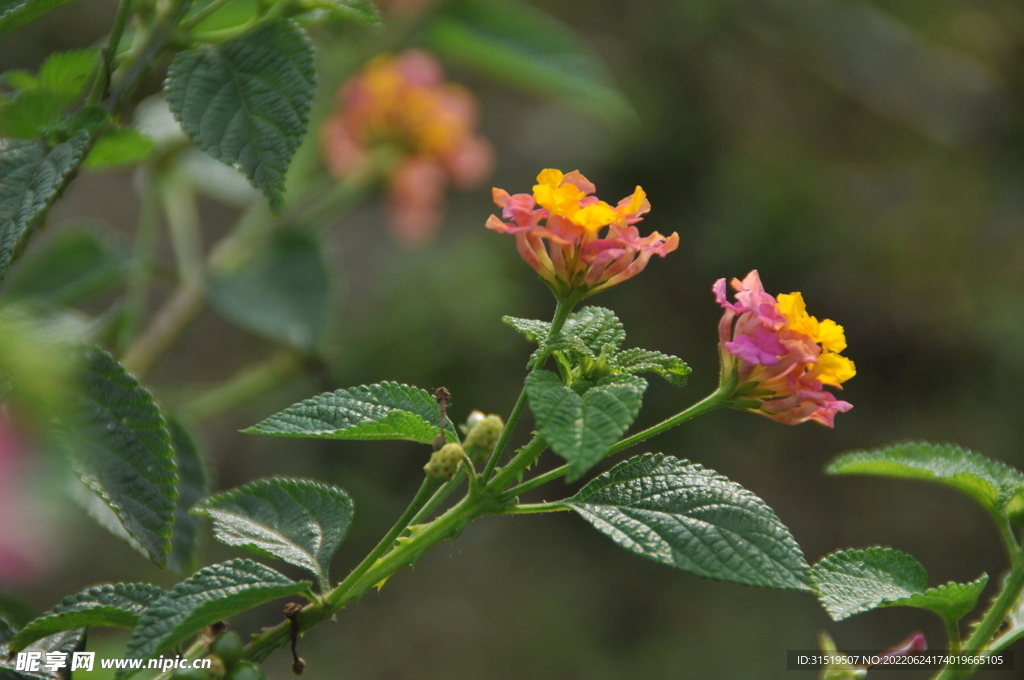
[321,50,494,244]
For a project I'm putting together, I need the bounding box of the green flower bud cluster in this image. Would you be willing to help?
[424,442,465,479]
[461,410,503,464]
[173,632,270,680]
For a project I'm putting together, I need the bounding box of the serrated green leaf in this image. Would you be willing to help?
[10,583,163,652]
[0,629,85,680]
[888,574,989,623]
[566,453,812,590]
[165,20,315,213]
[612,348,692,386]
[827,441,1024,515]
[0,88,61,138]
[0,132,91,280]
[68,346,178,567]
[526,369,646,482]
[167,417,209,575]
[812,547,928,621]
[38,49,97,106]
[3,229,127,304]
[208,229,329,352]
[504,306,624,357]
[245,382,458,444]
[193,478,353,589]
[0,0,83,38]
[121,559,310,677]
[83,128,155,169]
[425,0,634,128]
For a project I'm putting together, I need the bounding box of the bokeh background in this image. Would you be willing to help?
[4,0,1024,678]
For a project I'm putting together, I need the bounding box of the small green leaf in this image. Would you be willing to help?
[888,575,989,624]
[193,477,353,589]
[526,369,646,482]
[68,346,178,567]
[165,20,316,213]
[38,49,98,106]
[812,547,928,621]
[612,348,691,386]
[3,229,127,304]
[566,453,812,590]
[208,229,330,352]
[83,128,155,169]
[245,382,458,444]
[167,417,209,575]
[504,306,624,357]
[0,132,92,280]
[0,629,85,680]
[0,0,83,38]
[9,583,163,652]
[425,0,634,128]
[121,559,310,677]
[827,441,1024,515]
[3,70,38,90]
[0,87,61,138]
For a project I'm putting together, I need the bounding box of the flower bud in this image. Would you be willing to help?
[462,412,503,464]
[424,442,465,479]
[210,631,243,670]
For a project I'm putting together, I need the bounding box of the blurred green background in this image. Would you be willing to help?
[4,0,1024,678]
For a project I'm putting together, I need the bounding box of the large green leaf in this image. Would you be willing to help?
[37,49,97,106]
[208,229,330,352]
[425,0,634,128]
[245,382,458,444]
[121,559,310,677]
[827,442,1024,515]
[526,369,646,482]
[566,453,812,590]
[0,88,61,138]
[3,229,127,304]
[812,547,926,620]
[0,0,83,37]
[165,20,316,213]
[890,575,989,624]
[68,346,178,567]
[0,629,85,680]
[0,132,91,280]
[193,478,353,589]
[167,417,209,575]
[10,583,163,652]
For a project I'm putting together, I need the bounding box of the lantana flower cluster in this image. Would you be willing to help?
[715,271,855,427]
[486,169,679,298]
[321,50,494,243]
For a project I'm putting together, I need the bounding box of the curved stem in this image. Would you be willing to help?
[180,0,235,29]
[88,0,133,104]
[481,297,575,481]
[498,387,732,502]
[494,501,568,515]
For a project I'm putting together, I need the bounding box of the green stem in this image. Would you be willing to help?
[935,555,1024,680]
[122,280,204,377]
[180,0,235,29]
[189,0,292,44]
[326,477,442,608]
[181,349,304,421]
[494,501,568,515]
[88,0,134,104]
[244,484,486,663]
[945,617,962,653]
[486,435,548,495]
[162,173,204,283]
[407,472,464,525]
[117,166,162,353]
[498,387,732,502]
[481,297,575,481]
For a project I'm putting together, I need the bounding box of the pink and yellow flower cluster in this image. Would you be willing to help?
[321,50,494,243]
[715,270,855,427]
[486,169,678,298]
